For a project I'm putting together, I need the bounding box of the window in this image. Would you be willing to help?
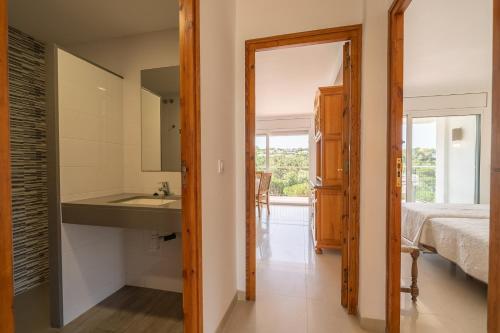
[255,135,267,172]
[255,133,310,197]
[404,114,480,204]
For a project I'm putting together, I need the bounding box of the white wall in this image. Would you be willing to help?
[200,0,237,331]
[58,49,125,324]
[359,0,393,321]
[445,116,479,203]
[67,30,183,297]
[404,0,493,203]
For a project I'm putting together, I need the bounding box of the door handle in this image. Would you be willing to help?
[396,157,402,188]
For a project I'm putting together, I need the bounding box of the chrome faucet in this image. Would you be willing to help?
[158,181,170,196]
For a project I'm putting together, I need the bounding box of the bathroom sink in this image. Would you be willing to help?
[61,193,181,231]
[114,197,176,206]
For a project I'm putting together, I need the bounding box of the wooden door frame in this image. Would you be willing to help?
[387,0,500,332]
[180,0,203,332]
[0,0,203,332]
[245,25,362,314]
[0,0,14,331]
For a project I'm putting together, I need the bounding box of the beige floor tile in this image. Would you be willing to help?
[401,253,487,332]
[222,295,307,333]
[257,268,307,298]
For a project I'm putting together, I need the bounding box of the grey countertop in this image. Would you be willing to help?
[62,193,182,210]
[61,193,182,232]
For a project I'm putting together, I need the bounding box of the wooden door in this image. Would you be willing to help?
[341,41,351,309]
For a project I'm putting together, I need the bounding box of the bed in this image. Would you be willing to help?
[402,203,490,284]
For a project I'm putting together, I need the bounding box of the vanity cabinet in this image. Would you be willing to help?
[312,85,344,253]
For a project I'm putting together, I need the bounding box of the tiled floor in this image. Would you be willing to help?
[14,284,183,333]
[222,205,488,333]
[221,205,368,333]
[400,252,488,333]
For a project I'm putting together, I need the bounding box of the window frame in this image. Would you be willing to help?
[403,108,483,203]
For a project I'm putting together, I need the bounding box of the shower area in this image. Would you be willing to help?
[8,26,52,331]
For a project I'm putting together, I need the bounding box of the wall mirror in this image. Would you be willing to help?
[141,66,181,172]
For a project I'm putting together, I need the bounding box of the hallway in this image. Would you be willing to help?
[221,205,367,333]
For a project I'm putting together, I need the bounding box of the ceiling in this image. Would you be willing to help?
[404,0,492,96]
[255,42,343,117]
[141,66,179,97]
[8,0,179,45]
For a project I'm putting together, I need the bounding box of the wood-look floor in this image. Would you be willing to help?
[15,285,183,333]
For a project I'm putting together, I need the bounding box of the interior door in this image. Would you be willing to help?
[341,41,351,308]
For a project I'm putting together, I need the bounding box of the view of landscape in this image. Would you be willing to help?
[409,147,437,203]
[256,135,310,197]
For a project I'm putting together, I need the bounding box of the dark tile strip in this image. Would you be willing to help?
[8,26,48,295]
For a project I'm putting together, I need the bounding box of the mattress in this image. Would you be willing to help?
[419,217,489,283]
[402,203,490,244]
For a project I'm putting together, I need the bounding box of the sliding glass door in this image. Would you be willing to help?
[404,114,480,204]
[255,133,310,201]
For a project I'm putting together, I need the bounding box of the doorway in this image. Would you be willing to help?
[0,0,202,332]
[387,0,500,332]
[244,25,362,316]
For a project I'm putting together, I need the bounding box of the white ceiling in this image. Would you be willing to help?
[255,42,343,117]
[8,0,179,45]
[404,0,492,97]
[142,66,179,97]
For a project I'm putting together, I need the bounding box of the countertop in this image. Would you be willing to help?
[62,193,182,210]
[61,193,182,232]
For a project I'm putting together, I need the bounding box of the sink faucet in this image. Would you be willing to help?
[158,181,170,196]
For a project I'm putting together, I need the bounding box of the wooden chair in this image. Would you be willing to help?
[255,172,272,217]
[401,238,420,302]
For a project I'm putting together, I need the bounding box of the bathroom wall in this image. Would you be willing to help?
[67,29,183,293]
[68,29,181,195]
[57,49,125,324]
[8,26,49,295]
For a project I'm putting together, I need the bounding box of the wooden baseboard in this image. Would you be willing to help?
[359,317,386,333]
[215,292,239,333]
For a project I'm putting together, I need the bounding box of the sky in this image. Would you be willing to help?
[404,118,437,149]
[256,134,309,149]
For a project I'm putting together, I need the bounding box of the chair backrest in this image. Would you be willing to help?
[258,172,272,194]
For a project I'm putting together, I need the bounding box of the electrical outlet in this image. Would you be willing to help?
[217,159,224,174]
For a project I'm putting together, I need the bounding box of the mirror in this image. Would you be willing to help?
[141,66,181,172]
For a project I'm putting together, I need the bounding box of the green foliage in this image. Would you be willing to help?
[255,147,310,197]
[283,183,310,196]
[412,148,436,203]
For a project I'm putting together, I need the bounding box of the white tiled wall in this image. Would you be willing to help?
[66,30,183,296]
[57,49,126,324]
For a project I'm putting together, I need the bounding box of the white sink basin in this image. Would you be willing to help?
[118,198,176,206]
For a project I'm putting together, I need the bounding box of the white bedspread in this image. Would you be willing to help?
[419,218,489,283]
[402,203,490,245]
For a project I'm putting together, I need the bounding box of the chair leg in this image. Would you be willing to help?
[410,249,420,302]
[266,195,270,215]
[257,201,261,217]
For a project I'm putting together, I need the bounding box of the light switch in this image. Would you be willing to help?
[217,159,224,174]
